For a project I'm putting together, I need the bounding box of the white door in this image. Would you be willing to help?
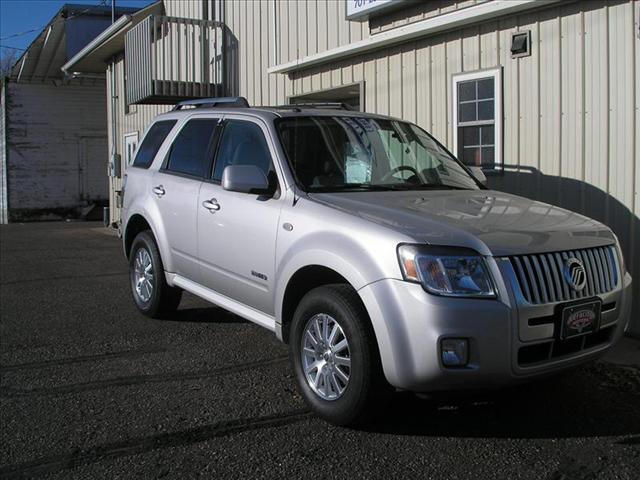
[197,117,283,315]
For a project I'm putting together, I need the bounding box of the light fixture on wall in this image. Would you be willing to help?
[510,30,531,58]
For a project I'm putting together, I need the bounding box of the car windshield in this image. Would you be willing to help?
[276,116,480,192]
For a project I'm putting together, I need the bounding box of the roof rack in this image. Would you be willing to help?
[271,102,356,111]
[172,97,250,111]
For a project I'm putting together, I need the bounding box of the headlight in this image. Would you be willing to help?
[397,244,496,297]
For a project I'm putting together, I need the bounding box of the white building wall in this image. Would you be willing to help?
[4,81,109,220]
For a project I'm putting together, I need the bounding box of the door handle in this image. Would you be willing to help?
[153,185,165,197]
[202,198,220,212]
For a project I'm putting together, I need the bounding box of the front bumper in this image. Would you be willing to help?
[357,271,632,392]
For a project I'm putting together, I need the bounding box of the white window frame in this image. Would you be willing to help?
[452,68,503,170]
[123,132,139,169]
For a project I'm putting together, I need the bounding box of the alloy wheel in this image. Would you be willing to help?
[133,247,154,303]
[300,313,351,401]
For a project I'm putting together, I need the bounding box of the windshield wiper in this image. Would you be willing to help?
[308,184,397,192]
[379,184,471,191]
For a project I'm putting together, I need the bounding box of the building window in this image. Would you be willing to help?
[452,69,502,170]
[124,132,139,168]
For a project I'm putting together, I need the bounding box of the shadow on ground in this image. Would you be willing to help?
[159,306,248,324]
[364,361,640,439]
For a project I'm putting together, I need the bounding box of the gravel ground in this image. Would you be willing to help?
[1,221,639,479]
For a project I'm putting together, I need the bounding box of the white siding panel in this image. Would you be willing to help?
[517,14,540,175]
[537,8,562,210]
[500,15,519,169]
[430,40,447,143]
[389,48,402,118]
[401,45,417,123]
[165,0,204,20]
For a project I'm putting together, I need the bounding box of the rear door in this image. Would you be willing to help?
[197,116,283,315]
[153,117,219,282]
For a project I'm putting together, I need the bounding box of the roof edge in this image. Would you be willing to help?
[61,14,131,75]
[61,0,164,75]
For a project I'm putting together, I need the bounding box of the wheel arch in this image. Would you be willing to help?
[279,265,354,344]
[124,214,152,259]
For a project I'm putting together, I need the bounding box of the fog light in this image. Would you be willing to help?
[441,338,469,367]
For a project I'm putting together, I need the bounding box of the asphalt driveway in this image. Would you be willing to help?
[1,221,639,479]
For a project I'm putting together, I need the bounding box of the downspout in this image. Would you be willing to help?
[0,80,8,224]
[109,57,118,227]
[109,0,119,228]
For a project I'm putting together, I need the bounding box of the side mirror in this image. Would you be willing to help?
[222,165,270,194]
[469,166,487,185]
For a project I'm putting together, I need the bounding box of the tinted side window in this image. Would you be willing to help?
[133,120,176,168]
[212,120,273,181]
[166,119,218,177]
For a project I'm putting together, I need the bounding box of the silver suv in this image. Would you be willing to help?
[122,97,632,425]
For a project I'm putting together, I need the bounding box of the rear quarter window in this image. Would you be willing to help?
[132,120,177,168]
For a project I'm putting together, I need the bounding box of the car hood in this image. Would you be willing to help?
[309,189,616,256]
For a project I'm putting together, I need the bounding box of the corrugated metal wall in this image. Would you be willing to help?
[225,0,639,334]
[114,0,638,334]
[369,0,490,34]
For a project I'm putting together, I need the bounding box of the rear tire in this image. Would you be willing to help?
[290,284,391,426]
[129,231,182,318]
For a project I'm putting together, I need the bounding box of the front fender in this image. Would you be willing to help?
[274,229,399,331]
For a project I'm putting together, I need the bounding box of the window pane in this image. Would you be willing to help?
[458,81,476,102]
[133,120,176,168]
[167,120,217,177]
[478,99,494,121]
[213,120,273,181]
[461,126,480,146]
[477,78,494,99]
[459,102,476,122]
[481,147,495,167]
[462,147,481,166]
[481,125,494,145]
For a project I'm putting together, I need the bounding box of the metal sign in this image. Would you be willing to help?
[346,0,399,20]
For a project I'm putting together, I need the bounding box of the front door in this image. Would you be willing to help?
[197,117,283,315]
[153,118,219,282]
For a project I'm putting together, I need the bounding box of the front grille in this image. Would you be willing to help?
[518,326,614,366]
[508,246,619,305]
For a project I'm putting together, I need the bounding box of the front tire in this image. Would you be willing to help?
[129,231,182,318]
[290,284,390,426]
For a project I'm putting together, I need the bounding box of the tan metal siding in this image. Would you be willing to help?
[111,0,638,334]
[370,0,491,34]
[262,1,639,334]
[165,0,204,20]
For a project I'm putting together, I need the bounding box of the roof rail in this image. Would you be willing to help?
[271,102,356,111]
[172,97,250,111]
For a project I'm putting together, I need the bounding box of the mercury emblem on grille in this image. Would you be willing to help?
[563,257,587,291]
